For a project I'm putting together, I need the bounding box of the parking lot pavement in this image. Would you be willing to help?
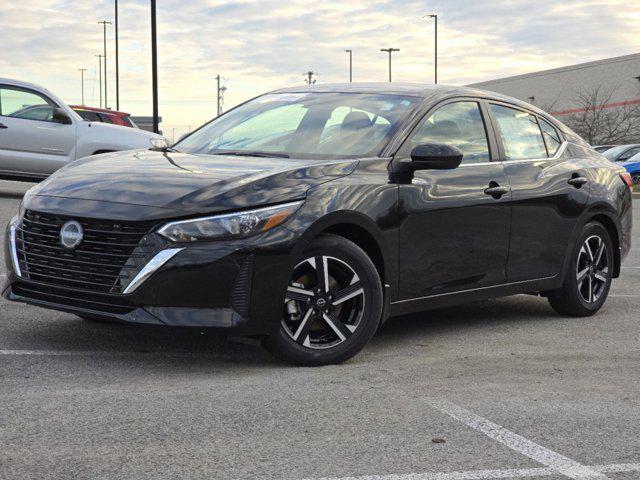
[0,184,638,480]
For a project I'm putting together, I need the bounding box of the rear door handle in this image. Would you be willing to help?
[568,176,588,188]
[0,123,8,129]
[484,184,510,198]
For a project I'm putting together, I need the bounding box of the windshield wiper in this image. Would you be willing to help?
[210,150,290,158]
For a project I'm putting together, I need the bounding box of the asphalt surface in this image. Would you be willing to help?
[0,180,638,480]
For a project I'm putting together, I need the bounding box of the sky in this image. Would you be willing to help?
[1,0,639,140]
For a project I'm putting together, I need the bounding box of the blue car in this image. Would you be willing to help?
[620,152,640,184]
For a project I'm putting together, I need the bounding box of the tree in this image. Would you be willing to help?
[562,85,640,145]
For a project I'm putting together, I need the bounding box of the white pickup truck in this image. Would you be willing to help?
[0,77,165,181]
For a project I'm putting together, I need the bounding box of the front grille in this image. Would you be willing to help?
[12,281,135,314]
[15,210,157,296]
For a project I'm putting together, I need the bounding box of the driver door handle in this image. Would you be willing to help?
[568,176,588,187]
[484,184,510,197]
[0,123,8,129]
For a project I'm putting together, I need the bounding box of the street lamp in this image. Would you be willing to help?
[380,48,399,82]
[115,0,120,110]
[424,14,438,84]
[98,20,112,108]
[95,54,104,108]
[343,49,352,82]
[78,68,87,106]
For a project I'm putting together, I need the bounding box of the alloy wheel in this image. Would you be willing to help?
[576,234,609,304]
[282,255,365,349]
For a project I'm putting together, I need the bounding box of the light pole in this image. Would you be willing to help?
[425,14,438,84]
[151,0,159,134]
[78,68,87,106]
[115,0,120,110]
[215,74,227,117]
[380,48,399,82]
[304,71,317,85]
[95,54,104,108]
[98,20,112,108]
[343,50,352,82]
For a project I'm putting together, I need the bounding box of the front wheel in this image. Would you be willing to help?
[548,221,614,316]
[263,234,383,366]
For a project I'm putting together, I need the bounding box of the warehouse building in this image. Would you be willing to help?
[468,53,640,144]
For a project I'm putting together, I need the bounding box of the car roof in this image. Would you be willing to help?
[0,77,59,97]
[268,82,553,117]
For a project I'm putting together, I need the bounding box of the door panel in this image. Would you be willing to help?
[395,99,511,301]
[398,165,511,299]
[503,154,589,281]
[0,85,75,176]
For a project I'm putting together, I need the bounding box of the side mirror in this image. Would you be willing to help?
[52,107,72,125]
[409,143,463,170]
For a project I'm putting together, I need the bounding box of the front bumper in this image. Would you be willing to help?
[3,202,300,335]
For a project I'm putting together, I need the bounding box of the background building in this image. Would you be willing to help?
[468,53,640,145]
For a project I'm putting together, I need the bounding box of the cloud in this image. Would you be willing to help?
[1,0,638,138]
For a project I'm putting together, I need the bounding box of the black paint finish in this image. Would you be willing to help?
[3,84,632,335]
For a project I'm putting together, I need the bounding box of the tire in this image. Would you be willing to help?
[548,221,614,316]
[263,234,383,366]
[632,174,640,185]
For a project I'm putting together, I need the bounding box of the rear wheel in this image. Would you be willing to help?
[263,234,383,366]
[548,222,613,316]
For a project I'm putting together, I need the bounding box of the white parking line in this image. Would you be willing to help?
[428,400,611,480]
[311,463,640,480]
[0,349,231,358]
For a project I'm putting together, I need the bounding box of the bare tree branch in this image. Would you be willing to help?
[562,84,640,145]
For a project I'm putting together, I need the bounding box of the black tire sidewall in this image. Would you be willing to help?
[559,222,614,314]
[264,234,383,365]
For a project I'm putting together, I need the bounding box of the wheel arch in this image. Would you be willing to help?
[571,203,623,278]
[588,212,621,278]
[292,211,390,286]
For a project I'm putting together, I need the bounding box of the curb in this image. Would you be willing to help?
[633,192,640,199]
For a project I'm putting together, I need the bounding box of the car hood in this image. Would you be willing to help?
[87,120,164,139]
[29,150,358,214]
[620,159,640,168]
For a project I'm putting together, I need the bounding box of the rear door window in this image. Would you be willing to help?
[490,104,547,160]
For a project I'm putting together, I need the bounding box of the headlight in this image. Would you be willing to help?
[157,201,303,242]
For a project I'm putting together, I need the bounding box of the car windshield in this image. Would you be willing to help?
[604,145,637,160]
[174,92,421,159]
[624,152,640,163]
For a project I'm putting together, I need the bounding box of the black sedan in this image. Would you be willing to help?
[3,84,633,365]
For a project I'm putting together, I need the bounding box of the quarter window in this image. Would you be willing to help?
[408,101,491,164]
[490,104,547,160]
[0,86,55,121]
[539,118,562,156]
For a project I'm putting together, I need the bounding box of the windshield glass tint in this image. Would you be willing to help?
[174,92,420,158]
[603,145,631,160]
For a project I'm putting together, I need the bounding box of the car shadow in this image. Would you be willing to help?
[373,294,557,346]
[4,294,559,369]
